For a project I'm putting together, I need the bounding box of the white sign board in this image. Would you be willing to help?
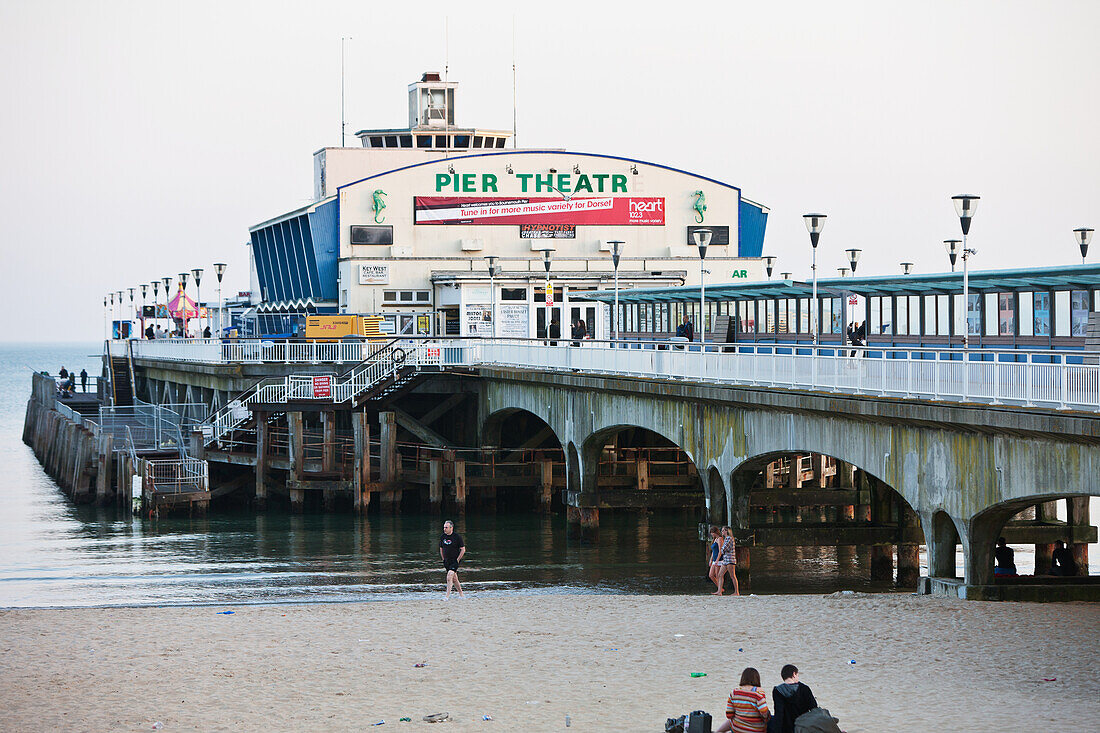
[358,264,389,284]
[498,303,529,338]
[465,304,493,336]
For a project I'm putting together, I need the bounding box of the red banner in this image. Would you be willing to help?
[414,196,665,226]
[312,376,332,399]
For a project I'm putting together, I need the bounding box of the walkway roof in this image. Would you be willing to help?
[585,264,1100,304]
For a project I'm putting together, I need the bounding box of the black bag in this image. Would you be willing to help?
[665,716,685,733]
[686,710,712,733]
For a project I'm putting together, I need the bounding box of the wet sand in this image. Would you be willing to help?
[1,594,1097,732]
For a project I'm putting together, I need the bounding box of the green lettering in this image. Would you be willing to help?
[556,173,571,193]
[435,173,451,192]
[516,173,533,192]
[574,174,593,194]
[535,174,553,192]
[462,173,476,192]
[592,174,609,192]
[611,174,627,193]
[482,173,498,193]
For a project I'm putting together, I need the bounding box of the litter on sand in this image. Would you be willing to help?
[216,611,235,615]
[690,672,707,678]
[399,717,412,722]
[423,712,450,723]
[1042,677,1057,682]
[482,715,493,721]
[371,721,385,726]
[414,663,427,667]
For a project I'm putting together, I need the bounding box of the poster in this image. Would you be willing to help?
[465,304,493,336]
[358,264,389,284]
[312,376,332,398]
[498,303,529,338]
[414,196,665,226]
[520,223,576,239]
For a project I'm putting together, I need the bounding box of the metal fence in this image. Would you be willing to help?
[98,401,206,454]
[143,457,208,495]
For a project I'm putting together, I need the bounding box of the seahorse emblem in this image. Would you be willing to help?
[372,190,387,224]
[692,190,707,223]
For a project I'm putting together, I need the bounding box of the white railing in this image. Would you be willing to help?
[143,457,208,495]
[112,337,1100,413]
[120,338,386,364]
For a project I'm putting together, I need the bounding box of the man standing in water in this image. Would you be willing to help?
[439,520,465,599]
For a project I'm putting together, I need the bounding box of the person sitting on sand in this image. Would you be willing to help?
[1050,540,1078,576]
[994,537,1017,577]
[769,664,817,733]
[708,526,724,594]
[439,520,465,599]
[717,667,770,733]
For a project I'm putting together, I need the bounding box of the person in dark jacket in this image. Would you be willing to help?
[80,369,88,392]
[769,664,817,733]
[675,315,694,341]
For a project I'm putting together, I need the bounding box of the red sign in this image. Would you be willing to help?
[312,376,332,399]
[545,294,554,307]
[414,196,665,226]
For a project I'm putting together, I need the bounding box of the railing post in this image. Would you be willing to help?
[1025,355,1033,407]
[1060,359,1068,410]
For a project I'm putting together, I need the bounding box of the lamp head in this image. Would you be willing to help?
[162,276,172,291]
[845,248,862,273]
[780,272,792,281]
[484,255,501,277]
[763,255,776,278]
[128,287,135,300]
[837,267,849,277]
[803,213,826,247]
[951,194,979,235]
[692,228,712,260]
[214,262,227,280]
[541,249,553,273]
[901,262,914,275]
[608,240,624,269]
[140,284,148,297]
[179,272,189,288]
[191,267,203,285]
[1074,227,1094,260]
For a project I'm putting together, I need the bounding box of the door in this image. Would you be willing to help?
[569,305,597,340]
[535,305,562,340]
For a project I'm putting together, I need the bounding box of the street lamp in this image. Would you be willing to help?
[763,255,776,279]
[540,249,554,340]
[128,287,135,335]
[179,273,189,336]
[845,248,861,274]
[117,291,124,337]
[103,296,109,341]
[901,262,914,275]
[944,240,961,272]
[484,256,501,338]
[192,268,204,336]
[140,284,148,337]
[692,228,713,347]
[214,262,227,334]
[162,276,173,333]
[151,281,161,333]
[951,195,979,348]
[608,240,624,342]
[837,267,849,277]
[803,213,826,346]
[1074,228,1094,265]
[780,272,792,281]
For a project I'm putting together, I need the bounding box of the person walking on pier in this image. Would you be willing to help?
[439,520,465,599]
[80,369,88,393]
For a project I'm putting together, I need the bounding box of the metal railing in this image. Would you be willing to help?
[109,337,1100,413]
[143,457,208,495]
[117,337,389,365]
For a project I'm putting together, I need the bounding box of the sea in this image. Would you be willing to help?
[1,342,1095,609]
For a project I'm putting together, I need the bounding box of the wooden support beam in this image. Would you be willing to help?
[750,489,865,506]
[1034,500,1059,573]
[637,459,649,491]
[255,412,269,508]
[1068,498,1090,577]
[322,411,336,472]
[418,392,465,427]
[288,412,304,511]
[539,460,554,514]
[379,412,399,512]
[429,459,443,514]
[287,479,354,492]
[96,433,113,503]
[897,504,921,588]
[392,406,451,448]
[565,489,703,509]
[751,525,924,547]
[503,425,557,462]
[453,458,466,514]
[352,411,369,512]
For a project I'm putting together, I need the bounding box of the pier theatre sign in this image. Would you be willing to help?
[418,171,663,226]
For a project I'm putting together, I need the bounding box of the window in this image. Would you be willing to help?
[1033,292,1050,336]
[984,293,998,336]
[870,297,881,335]
[417,135,432,148]
[532,286,563,302]
[453,135,470,148]
[909,296,921,335]
[924,295,937,336]
[384,135,398,147]
[1018,292,1033,337]
[369,136,383,147]
[382,289,430,305]
[738,301,753,334]
[765,300,775,333]
[998,293,1015,336]
[832,298,843,333]
[1055,291,1071,336]
[937,295,950,336]
[1072,290,1090,336]
[472,136,483,148]
[496,138,507,148]
[435,135,448,148]
[799,298,809,333]
[896,297,907,336]
[501,288,526,301]
[967,293,981,336]
[350,225,393,245]
[777,299,787,333]
[821,298,833,335]
[400,135,412,148]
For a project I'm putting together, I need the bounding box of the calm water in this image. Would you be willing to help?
[1,343,1094,608]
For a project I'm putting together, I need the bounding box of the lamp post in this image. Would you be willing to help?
[608,240,624,342]
[764,255,776,279]
[952,195,979,348]
[845,248,861,274]
[901,262,914,275]
[162,277,172,333]
[944,239,961,272]
[117,291,124,337]
[140,284,148,337]
[837,267,849,277]
[692,228,713,347]
[214,263,227,334]
[1074,228,1094,265]
[179,273,189,336]
[484,256,501,338]
[803,214,826,346]
[192,268,204,337]
[127,288,135,337]
[540,249,553,341]
[103,296,109,341]
[152,281,161,333]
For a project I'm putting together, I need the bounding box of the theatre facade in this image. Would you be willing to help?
[248,74,769,338]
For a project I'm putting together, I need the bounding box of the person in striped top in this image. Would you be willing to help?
[716,667,771,733]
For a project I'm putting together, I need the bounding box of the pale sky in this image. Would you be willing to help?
[0,0,1096,341]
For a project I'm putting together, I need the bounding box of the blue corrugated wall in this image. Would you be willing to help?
[307,198,339,301]
[738,200,768,258]
[250,199,338,305]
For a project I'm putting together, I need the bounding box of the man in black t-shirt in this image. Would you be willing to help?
[439,520,465,599]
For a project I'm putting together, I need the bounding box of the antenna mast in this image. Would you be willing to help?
[512,16,518,148]
[340,36,352,147]
[444,17,450,159]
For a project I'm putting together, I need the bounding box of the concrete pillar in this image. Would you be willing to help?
[566,504,582,538]
[579,506,599,541]
[429,458,443,514]
[870,545,894,582]
[352,411,370,513]
[926,512,960,578]
[896,504,921,588]
[539,460,554,514]
[288,411,304,512]
[255,411,269,509]
[321,411,336,472]
[1068,497,1090,577]
[1035,500,1058,574]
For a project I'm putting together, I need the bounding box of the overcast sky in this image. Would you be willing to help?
[1,0,1096,341]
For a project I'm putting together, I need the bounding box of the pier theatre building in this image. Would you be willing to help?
[248,73,769,337]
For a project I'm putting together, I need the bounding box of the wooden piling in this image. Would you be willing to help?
[453,457,466,514]
[322,410,336,472]
[352,411,369,512]
[637,459,649,492]
[896,504,921,587]
[1069,497,1090,576]
[288,411,304,512]
[380,411,398,512]
[539,460,554,514]
[429,458,443,514]
[579,507,599,541]
[255,411,269,509]
[96,433,113,503]
[1035,500,1058,574]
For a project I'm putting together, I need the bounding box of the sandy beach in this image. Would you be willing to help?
[1,593,1097,732]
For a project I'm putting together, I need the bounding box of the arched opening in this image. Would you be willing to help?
[728,450,925,592]
[706,465,727,526]
[928,510,962,579]
[967,493,1097,599]
[479,408,565,512]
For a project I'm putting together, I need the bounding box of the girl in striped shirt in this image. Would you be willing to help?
[716,667,771,733]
